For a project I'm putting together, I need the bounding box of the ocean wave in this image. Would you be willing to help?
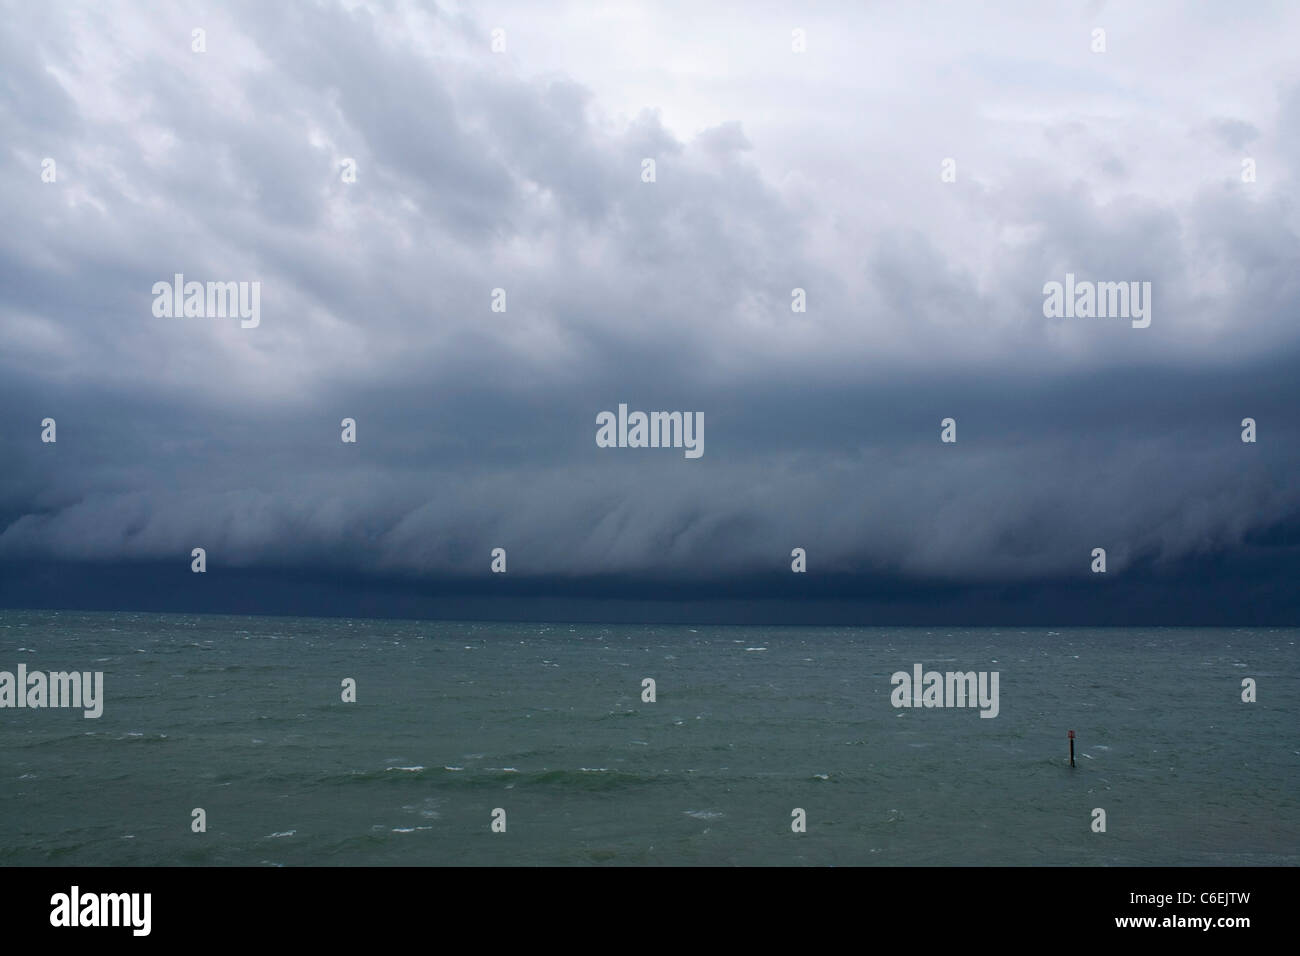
[684,809,723,820]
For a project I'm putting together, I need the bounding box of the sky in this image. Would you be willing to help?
[1,0,1298,623]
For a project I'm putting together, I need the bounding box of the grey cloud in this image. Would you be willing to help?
[1,1,1298,612]
[1209,118,1260,151]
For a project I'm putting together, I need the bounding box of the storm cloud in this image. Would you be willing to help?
[2,1,1298,622]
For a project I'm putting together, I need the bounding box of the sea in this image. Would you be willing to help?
[1,610,1296,866]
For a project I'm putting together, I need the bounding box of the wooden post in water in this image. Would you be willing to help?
[1068,729,1075,768]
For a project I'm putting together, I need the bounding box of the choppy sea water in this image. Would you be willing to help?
[1,610,1296,866]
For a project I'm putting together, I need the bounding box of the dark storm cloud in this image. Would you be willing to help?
[1,1,1298,621]
[2,361,1296,588]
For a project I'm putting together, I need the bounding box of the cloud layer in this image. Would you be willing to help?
[2,1,1299,618]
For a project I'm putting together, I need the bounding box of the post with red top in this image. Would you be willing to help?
[1068,729,1075,768]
